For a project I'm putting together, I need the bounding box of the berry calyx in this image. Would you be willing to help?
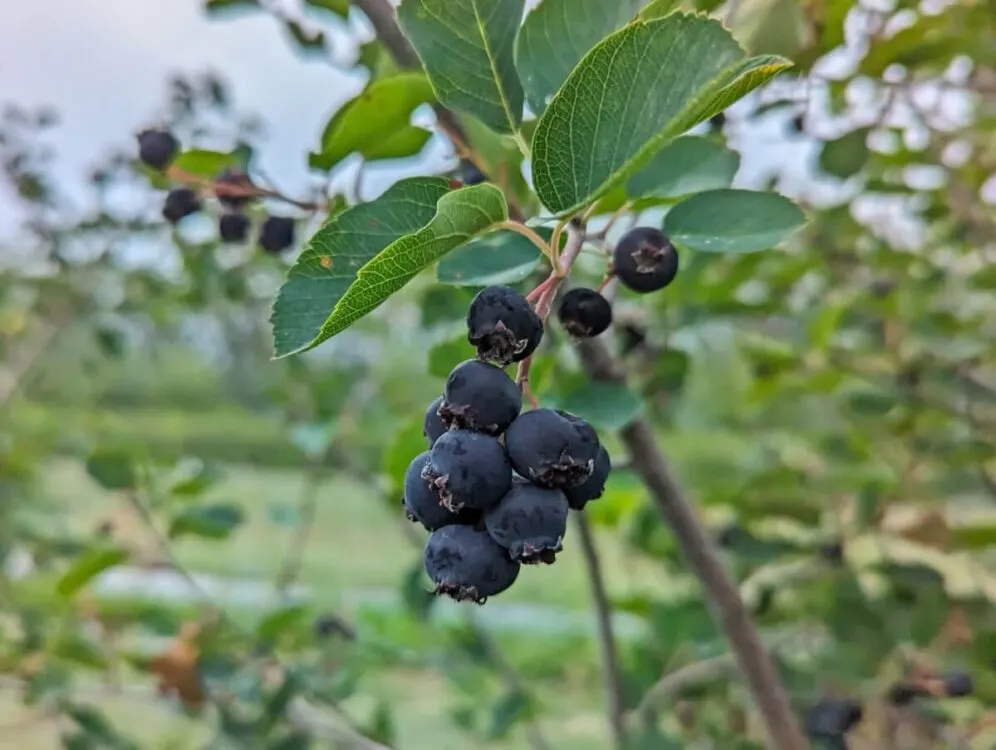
[423,395,448,446]
[558,288,613,338]
[564,445,611,510]
[613,227,679,294]
[424,524,520,603]
[485,480,569,564]
[259,216,296,254]
[504,408,600,489]
[466,285,543,366]
[403,451,480,531]
[137,129,179,171]
[162,188,202,224]
[218,212,250,244]
[440,359,521,437]
[422,429,512,513]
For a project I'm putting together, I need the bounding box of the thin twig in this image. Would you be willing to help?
[497,219,553,260]
[165,166,322,212]
[574,514,627,750]
[634,653,740,723]
[273,463,323,592]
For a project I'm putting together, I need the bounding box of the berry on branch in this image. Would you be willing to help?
[613,227,679,294]
[466,285,543,366]
[259,216,296,254]
[423,429,512,513]
[404,451,480,531]
[137,129,179,171]
[423,395,448,446]
[440,359,521,436]
[218,212,250,244]
[558,288,613,337]
[424,524,520,603]
[485,480,569,564]
[162,187,202,224]
[564,445,611,510]
[505,408,600,489]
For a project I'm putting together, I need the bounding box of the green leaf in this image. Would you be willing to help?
[85,449,136,490]
[401,562,436,620]
[271,177,449,357]
[284,20,326,52]
[397,0,525,134]
[663,188,805,253]
[274,182,508,356]
[952,524,996,551]
[487,689,532,739]
[514,0,650,116]
[819,128,870,179]
[637,0,682,20]
[531,12,791,214]
[172,149,241,179]
[168,503,245,540]
[257,605,309,640]
[53,633,110,670]
[437,226,549,286]
[304,0,348,18]
[428,337,475,379]
[309,74,436,171]
[627,136,740,200]
[204,0,260,14]
[729,0,809,57]
[554,380,644,431]
[58,546,129,597]
[168,457,222,497]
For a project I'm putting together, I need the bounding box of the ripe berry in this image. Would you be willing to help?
[440,359,521,436]
[558,288,612,337]
[424,524,520,603]
[564,445,611,510]
[218,212,250,244]
[404,451,479,530]
[505,409,599,489]
[942,670,974,697]
[259,216,296,254]
[214,168,254,209]
[137,129,179,171]
[313,613,354,640]
[804,697,863,737]
[820,539,845,565]
[423,395,447,446]
[613,227,679,294]
[458,159,488,185]
[485,480,569,564]
[886,682,928,706]
[162,188,202,224]
[423,429,512,513]
[709,112,726,130]
[466,286,543,366]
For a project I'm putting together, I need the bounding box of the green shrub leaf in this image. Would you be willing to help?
[627,135,740,200]
[437,226,550,286]
[168,503,245,540]
[85,449,136,490]
[58,546,129,597]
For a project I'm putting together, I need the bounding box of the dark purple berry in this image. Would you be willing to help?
[820,539,845,565]
[886,682,927,706]
[313,613,355,640]
[424,524,520,603]
[137,129,179,171]
[259,216,296,254]
[218,212,250,243]
[214,168,254,209]
[162,188,201,224]
[459,159,488,185]
[558,288,612,337]
[440,359,521,436]
[423,430,512,513]
[804,697,863,737]
[404,451,479,531]
[709,112,726,130]
[942,670,974,697]
[564,445,610,510]
[485,481,568,564]
[466,286,543,366]
[424,395,448,446]
[613,227,679,294]
[505,409,599,489]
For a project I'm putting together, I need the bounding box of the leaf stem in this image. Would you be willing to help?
[497,219,553,261]
[512,129,532,159]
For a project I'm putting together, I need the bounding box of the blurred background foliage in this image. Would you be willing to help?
[1,0,995,748]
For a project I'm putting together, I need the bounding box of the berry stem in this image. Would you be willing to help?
[497,220,554,262]
[164,165,323,212]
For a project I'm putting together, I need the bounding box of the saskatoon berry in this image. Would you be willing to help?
[613,227,679,294]
[558,288,612,337]
[423,395,448,446]
[214,168,254,209]
[942,670,974,697]
[137,129,179,171]
[162,188,202,224]
[820,539,845,565]
[218,212,250,244]
[459,159,488,185]
[466,285,543,366]
[424,524,520,603]
[440,359,521,436]
[404,451,479,531]
[804,697,863,737]
[259,216,296,254]
[709,112,726,130]
[423,429,512,513]
[505,408,599,489]
[564,445,611,510]
[886,681,928,706]
[313,613,355,640]
[485,480,569,564]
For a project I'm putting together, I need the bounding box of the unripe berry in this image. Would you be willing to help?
[137,129,179,171]
[558,288,612,337]
[466,286,543,366]
[440,359,521,436]
[613,227,679,294]
[259,216,296,254]
[505,409,599,489]
[162,188,201,224]
[424,524,520,603]
[218,212,250,244]
[485,480,569,564]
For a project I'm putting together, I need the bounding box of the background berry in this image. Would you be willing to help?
[423,429,512,513]
[613,227,679,294]
[214,168,254,209]
[259,215,295,254]
[942,670,974,697]
[424,524,520,603]
[485,481,568,564]
[558,288,612,337]
[218,212,250,244]
[564,445,610,510]
[505,409,599,489]
[137,129,179,171]
[404,451,479,531]
[466,285,543,366]
[440,359,521,436]
[804,697,863,737]
[423,395,447,446]
[458,159,488,185]
[162,188,201,224]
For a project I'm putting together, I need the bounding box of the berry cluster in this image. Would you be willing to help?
[137,128,296,254]
[404,286,611,604]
